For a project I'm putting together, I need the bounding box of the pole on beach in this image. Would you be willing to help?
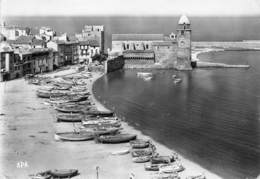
[96,166,99,179]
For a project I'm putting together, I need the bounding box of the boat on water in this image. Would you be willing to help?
[137,72,153,78]
[56,113,84,122]
[173,78,182,84]
[97,133,137,144]
[143,76,153,81]
[132,156,151,163]
[172,74,177,78]
[55,132,94,141]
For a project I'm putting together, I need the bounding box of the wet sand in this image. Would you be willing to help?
[0,68,222,179]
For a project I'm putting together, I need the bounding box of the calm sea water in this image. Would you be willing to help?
[6,16,260,178]
[5,16,260,50]
[93,50,260,179]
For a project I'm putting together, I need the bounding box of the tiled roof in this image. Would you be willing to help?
[112,34,164,41]
[123,50,155,59]
[8,35,45,46]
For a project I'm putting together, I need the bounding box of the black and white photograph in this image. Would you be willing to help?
[0,0,259,178]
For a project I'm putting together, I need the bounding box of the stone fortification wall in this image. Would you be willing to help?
[104,55,125,73]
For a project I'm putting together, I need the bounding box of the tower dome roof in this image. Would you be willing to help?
[178,15,190,25]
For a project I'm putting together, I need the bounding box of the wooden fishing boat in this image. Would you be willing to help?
[55,132,94,141]
[82,121,121,128]
[49,169,78,178]
[186,174,206,179]
[56,113,84,122]
[144,164,160,171]
[151,155,175,164]
[131,147,154,157]
[90,127,120,136]
[132,156,150,163]
[159,163,185,173]
[130,139,150,149]
[111,149,130,155]
[97,133,137,144]
[86,110,114,117]
[55,105,86,113]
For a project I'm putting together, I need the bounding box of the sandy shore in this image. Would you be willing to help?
[0,67,222,179]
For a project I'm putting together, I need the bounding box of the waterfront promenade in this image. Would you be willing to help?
[0,67,221,179]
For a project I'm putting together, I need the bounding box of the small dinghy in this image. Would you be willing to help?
[55,132,94,141]
[130,139,150,149]
[56,113,84,122]
[82,121,121,128]
[132,156,150,163]
[91,127,120,136]
[50,169,78,178]
[97,133,137,144]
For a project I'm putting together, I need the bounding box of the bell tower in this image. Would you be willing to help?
[176,15,192,70]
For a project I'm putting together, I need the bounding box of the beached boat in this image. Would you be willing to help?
[132,156,150,163]
[82,121,121,128]
[131,147,154,157]
[97,133,137,144]
[152,173,180,179]
[144,164,160,171]
[55,105,87,113]
[50,169,78,178]
[130,139,150,149]
[111,149,130,155]
[55,132,94,141]
[56,113,84,122]
[159,163,185,173]
[91,127,120,136]
[186,174,206,179]
[86,110,114,117]
[151,155,175,164]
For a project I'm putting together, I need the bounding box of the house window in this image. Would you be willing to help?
[146,44,149,49]
[127,44,129,49]
[181,30,184,35]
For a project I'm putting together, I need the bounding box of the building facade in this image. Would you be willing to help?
[78,40,100,64]
[0,41,54,81]
[111,15,192,70]
[47,40,78,67]
[0,23,31,40]
[76,25,104,52]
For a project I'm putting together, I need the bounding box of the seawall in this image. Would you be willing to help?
[104,55,125,73]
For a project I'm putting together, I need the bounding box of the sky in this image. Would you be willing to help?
[1,0,260,16]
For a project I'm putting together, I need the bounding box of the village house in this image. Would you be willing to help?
[0,22,31,40]
[75,25,104,52]
[0,40,54,81]
[78,39,100,64]
[7,35,46,49]
[47,39,78,67]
